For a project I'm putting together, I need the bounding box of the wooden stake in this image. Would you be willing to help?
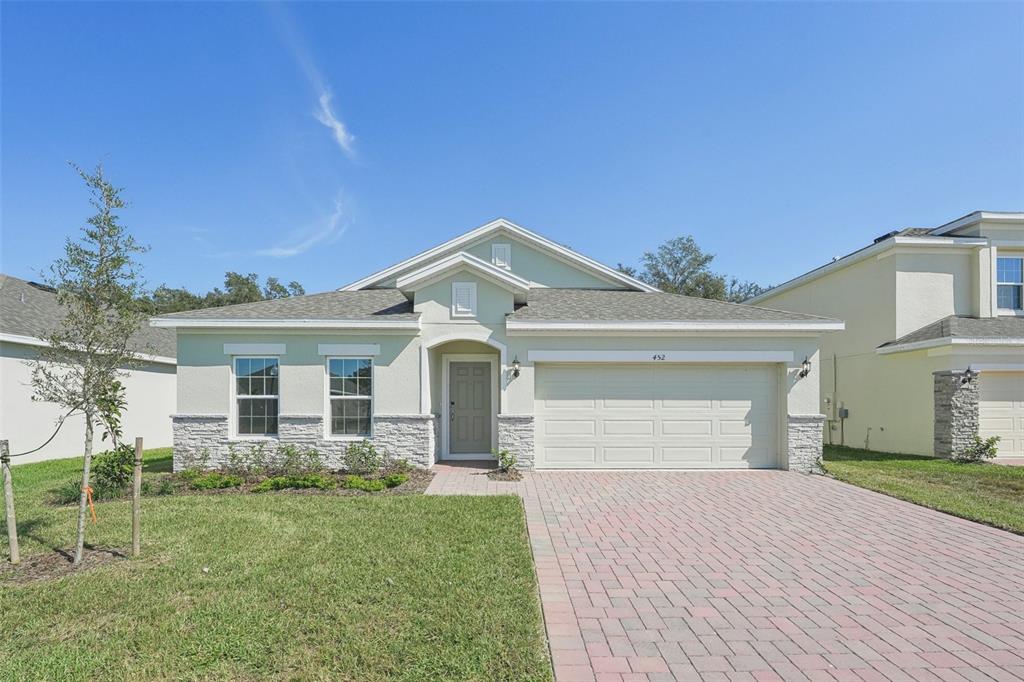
[132,436,143,558]
[2,440,20,565]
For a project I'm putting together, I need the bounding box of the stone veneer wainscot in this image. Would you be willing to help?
[787,414,826,473]
[933,370,979,459]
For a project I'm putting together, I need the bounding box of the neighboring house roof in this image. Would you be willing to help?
[747,210,1023,305]
[506,289,843,332]
[151,289,420,329]
[0,274,177,361]
[340,218,660,293]
[877,315,1024,354]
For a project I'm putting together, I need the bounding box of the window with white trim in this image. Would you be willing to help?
[997,257,1023,310]
[491,243,512,269]
[235,357,279,436]
[328,358,373,437]
[452,281,477,317]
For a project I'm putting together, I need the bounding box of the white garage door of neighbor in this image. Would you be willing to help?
[980,372,1024,459]
[534,364,780,469]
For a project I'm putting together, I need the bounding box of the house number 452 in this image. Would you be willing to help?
[651,354,667,361]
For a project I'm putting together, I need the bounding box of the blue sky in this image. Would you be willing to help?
[2,2,1022,294]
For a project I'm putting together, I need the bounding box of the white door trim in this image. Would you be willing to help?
[441,353,499,460]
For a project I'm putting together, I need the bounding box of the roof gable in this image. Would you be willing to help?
[396,252,530,302]
[341,218,658,293]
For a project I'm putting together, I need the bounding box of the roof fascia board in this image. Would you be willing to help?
[150,318,421,331]
[930,212,1024,236]
[506,319,844,333]
[340,218,659,293]
[395,251,530,294]
[0,331,177,365]
[876,336,1024,355]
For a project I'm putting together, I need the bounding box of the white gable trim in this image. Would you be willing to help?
[395,251,530,297]
[930,211,1024,236]
[876,337,1024,355]
[0,331,177,366]
[341,218,659,293]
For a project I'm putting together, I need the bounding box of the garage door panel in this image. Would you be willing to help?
[536,364,779,469]
[602,419,655,436]
[980,373,1024,458]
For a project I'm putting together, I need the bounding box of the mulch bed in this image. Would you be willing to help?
[486,469,522,482]
[0,547,128,585]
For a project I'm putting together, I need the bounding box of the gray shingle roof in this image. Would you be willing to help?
[879,315,1024,348]
[156,288,417,321]
[509,288,840,323]
[0,274,176,358]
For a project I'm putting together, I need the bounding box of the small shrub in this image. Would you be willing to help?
[493,448,517,473]
[184,471,244,490]
[275,444,326,475]
[382,473,409,488]
[388,458,413,474]
[343,475,386,492]
[93,444,135,489]
[341,440,384,475]
[142,477,175,496]
[952,435,1000,463]
[252,473,337,492]
[50,478,126,505]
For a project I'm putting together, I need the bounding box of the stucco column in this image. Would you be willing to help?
[933,370,979,459]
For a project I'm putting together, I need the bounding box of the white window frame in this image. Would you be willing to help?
[451,281,477,318]
[491,243,512,269]
[231,355,280,440]
[996,255,1023,313]
[324,356,374,440]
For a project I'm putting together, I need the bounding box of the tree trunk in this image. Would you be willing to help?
[73,415,94,566]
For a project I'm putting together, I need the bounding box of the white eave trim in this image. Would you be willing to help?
[0,331,177,365]
[340,218,659,293]
[930,211,1024,236]
[395,251,530,295]
[506,319,844,333]
[877,337,1024,355]
[150,318,421,331]
[528,350,795,363]
[748,234,988,305]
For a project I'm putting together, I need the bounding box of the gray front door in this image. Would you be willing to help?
[449,362,492,454]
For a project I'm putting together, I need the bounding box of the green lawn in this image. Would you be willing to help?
[822,445,1024,534]
[0,450,552,681]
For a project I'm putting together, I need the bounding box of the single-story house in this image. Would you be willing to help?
[153,219,843,471]
[0,274,177,463]
[749,211,1024,462]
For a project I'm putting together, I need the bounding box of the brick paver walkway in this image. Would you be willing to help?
[426,463,1024,681]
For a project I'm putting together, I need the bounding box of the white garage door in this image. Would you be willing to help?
[534,364,779,469]
[980,373,1024,459]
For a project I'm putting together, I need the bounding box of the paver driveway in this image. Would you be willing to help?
[426,464,1024,682]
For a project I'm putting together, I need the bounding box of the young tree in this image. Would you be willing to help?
[30,164,148,565]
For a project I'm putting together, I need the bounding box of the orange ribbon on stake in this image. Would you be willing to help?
[85,486,97,522]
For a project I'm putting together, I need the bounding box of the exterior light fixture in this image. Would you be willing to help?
[961,366,977,384]
[798,357,811,379]
[511,357,521,379]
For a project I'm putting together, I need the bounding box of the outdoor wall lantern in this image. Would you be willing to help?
[961,366,977,385]
[798,356,811,379]
[511,357,521,379]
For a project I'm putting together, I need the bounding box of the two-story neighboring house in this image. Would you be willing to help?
[750,211,1024,462]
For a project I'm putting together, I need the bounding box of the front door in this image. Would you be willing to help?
[449,362,492,455]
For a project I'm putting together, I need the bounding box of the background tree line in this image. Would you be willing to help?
[137,272,305,315]
[617,236,768,303]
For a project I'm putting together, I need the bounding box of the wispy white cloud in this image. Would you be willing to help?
[268,3,356,159]
[255,195,348,258]
[314,91,356,157]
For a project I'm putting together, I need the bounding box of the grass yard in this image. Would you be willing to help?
[0,450,552,681]
[822,445,1024,534]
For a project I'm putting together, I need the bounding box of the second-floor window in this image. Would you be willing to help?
[997,257,1023,311]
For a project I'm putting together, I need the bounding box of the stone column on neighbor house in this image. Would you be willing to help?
[497,415,535,470]
[787,414,826,473]
[933,370,979,459]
